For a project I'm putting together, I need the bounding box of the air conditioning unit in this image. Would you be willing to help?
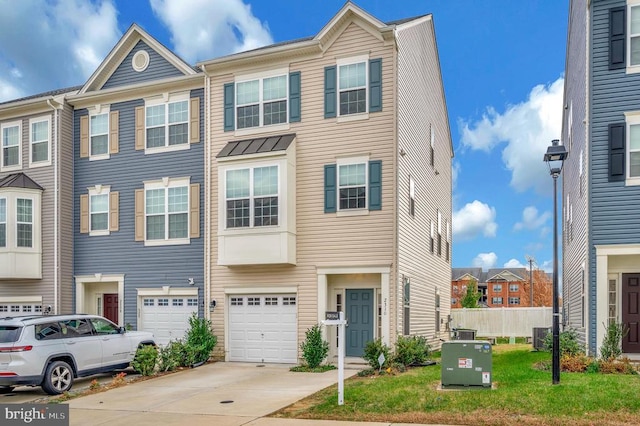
[533,327,550,351]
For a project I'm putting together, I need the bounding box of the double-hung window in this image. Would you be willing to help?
[630,118,640,178]
[338,61,367,115]
[90,193,109,232]
[493,284,502,292]
[30,117,50,166]
[236,74,288,129]
[146,99,189,148]
[631,4,640,67]
[1,121,20,170]
[324,157,382,214]
[146,185,188,241]
[80,186,118,236]
[226,165,278,228]
[338,162,366,210]
[509,284,519,292]
[16,198,32,248]
[90,113,109,156]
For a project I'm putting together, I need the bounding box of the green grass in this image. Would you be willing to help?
[273,345,640,426]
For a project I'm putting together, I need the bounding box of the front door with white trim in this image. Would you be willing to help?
[228,294,297,363]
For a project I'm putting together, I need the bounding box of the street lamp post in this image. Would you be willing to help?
[544,139,568,385]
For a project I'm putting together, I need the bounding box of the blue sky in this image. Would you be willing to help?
[0,0,568,272]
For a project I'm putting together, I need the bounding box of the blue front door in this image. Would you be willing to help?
[346,289,374,357]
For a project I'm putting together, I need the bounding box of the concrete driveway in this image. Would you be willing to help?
[67,362,363,426]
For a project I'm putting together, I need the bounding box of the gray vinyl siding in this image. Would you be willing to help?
[73,88,205,329]
[562,0,589,351]
[395,16,452,349]
[59,103,75,314]
[102,40,185,90]
[590,0,640,352]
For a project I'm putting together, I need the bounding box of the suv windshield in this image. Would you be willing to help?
[0,326,22,343]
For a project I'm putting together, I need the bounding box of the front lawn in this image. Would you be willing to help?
[272,344,640,426]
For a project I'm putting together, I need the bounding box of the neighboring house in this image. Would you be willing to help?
[66,25,205,346]
[562,0,640,357]
[200,3,453,363]
[451,268,486,308]
[485,269,529,308]
[0,87,78,316]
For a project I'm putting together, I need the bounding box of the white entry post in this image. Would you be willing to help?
[322,311,346,405]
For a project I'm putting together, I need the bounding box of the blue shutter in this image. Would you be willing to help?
[369,160,382,211]
[609,123,625,182]
[324,66,336,118]
[369,58,382,113]
[324,164,337,213]
[223,83,235,132]
[609,7,626,70]
[289,71,301,123]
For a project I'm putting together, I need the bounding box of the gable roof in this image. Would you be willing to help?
[452,267,485,282]
[0,173,43,190]
[79,23,197,95]
[486,268,527,282]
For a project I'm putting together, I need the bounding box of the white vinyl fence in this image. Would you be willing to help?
[451,307,553,337]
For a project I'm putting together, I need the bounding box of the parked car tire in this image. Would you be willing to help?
[42,360,73,395]
[0,386,14,394]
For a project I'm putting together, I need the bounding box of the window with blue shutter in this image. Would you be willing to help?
[324,160,382,213]
[325,58,382,118]
[609,123,625,182]
[289,71,301,123]
[609,7,626,70]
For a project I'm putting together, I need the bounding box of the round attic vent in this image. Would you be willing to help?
[132,50,149,72]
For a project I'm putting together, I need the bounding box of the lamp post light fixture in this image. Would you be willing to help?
[543,138,568,385]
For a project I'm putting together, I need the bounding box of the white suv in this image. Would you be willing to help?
[0,314,155,394]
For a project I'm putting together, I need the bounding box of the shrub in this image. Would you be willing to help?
[131,345,158,376]
[394,335,432,367]
[600,321,628,361]
[184,314,217,365]
[598,357,638,375]
[363,338,392,370]
[300,324,329,369]
[543,328,584,357]
[158,340,186,371]
[561,354,591,372]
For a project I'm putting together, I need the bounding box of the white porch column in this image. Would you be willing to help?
[317,272,328,339]
[595,248,609,354]
[381,271,390,346]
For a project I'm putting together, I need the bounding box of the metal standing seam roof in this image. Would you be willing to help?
[0,173,43,190]
[216,133,296,158]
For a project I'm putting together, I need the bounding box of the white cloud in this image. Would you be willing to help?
[453,200,498,241]
[452,160,461,190]
[0,0,120,101]
[514,206,551,231]
[149,0,273,63]
[472,252,497,269]
[540,260,553,274]
[504,258,525,268]
[459,77,564,196]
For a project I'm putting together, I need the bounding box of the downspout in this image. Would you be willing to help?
[47,98,61,314]
[201,66,211,321]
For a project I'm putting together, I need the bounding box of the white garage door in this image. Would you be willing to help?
[140,296,198,346]
[228,294,297,363]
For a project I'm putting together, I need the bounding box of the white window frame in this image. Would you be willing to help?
[336,55,369,121]
[89,106,110,161]
[88,185,110,236]
[625,111,640,185]
[29,116,51,167]
[492,297,503,305]
[336,155,369,214]
[509,284,519,292]
[16,197,33,248]
[509,297,520,305]
[144,93,190,154]
[144,177,190,246]
[234,68,290,136]
[628,1,640,73]
[493,284,502,292]
[0,189,41,255]
[224,164,280,229]
[1,120,21,171]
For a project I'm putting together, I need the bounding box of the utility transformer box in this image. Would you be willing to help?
[441,340,492,388]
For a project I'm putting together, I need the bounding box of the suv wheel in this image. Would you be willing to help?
[42,360,73,395]
[0,386,14,394]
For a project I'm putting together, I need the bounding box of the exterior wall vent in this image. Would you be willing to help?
[132,50,150,72]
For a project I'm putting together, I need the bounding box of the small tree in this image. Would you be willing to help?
[600,321,628,361]
[460,279,482,308]
[300,324,329,368]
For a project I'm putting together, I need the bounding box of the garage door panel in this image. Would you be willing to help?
[228,294,297,363]
[140,297,198,346]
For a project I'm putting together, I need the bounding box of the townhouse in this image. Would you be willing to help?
[200,3,453,362]
[562,0,640,357]
[0,87,77,316]
[66,25,205,346]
